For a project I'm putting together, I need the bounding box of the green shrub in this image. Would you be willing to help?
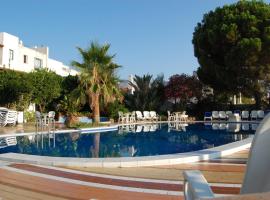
[0,70,32,110]
[0,69,63,112]
[29,69,62,112]
[107,101,128,120]
[24,111,35,123]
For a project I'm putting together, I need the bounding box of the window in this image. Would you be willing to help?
[9,49,14,60]
[34,57,42,68]
[23,55,28,64]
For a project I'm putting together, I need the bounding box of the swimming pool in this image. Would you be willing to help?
[0,122,255,158]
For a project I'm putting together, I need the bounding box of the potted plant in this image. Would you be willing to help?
[57,94,83,127]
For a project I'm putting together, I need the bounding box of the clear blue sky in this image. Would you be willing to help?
[1,0,262,80]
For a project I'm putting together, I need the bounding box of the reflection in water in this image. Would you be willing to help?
[0,123,255,158]
[212,123,220,130]
[168,122,188,132]
[220,123,227,130]
[143,125,151,132]
[242,124,250,131]
[227,123,241,132]
[136,125,143,133]
[35,133,56,149]
[90,132,100,158]
[251,123,258,131]
[118,125,136,134]
[120,124,159,133]
[120,145,137,157]
[150,124,158,132]
[206,122,258,133]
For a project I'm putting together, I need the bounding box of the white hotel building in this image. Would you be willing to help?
[0,32,78,76]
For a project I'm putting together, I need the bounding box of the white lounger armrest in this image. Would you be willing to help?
[183,170,215,200]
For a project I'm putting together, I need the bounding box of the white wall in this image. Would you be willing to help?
[0,33,4,65]
[128,74,135,94]
[48,58,70,76]
[18,45,48,72]
[0,32,20,70]
[0,32,78,77]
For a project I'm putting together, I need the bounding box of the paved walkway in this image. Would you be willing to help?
[0,164,181,200]
[0,149,250,200]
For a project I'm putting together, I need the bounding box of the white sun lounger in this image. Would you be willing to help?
[241,110,249,120]
[250,110,258,120]
[212,111,219,120]
[149,111,159,121]
[1,110,17,127]
[143,111,151,120]
[136,111,144,121]
[257,110,264,119]
[218,111,226,120]
[0,107,8,126]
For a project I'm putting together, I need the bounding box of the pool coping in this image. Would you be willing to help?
[0,125,119,138]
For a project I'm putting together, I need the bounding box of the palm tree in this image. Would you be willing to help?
[72,42,122,123]
[125,74,165,112]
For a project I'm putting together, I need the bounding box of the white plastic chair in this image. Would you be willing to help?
[183,113,270,200]
[241,110,249,120]
[35,111,42,126]
[47,111,55,123]
[129,111,136,123]
[118,111,126,123]
[124,113,130,123]
[167,111,175,121]
[179,111,188,121]
[212,111,219,120]
[46,111,56,130]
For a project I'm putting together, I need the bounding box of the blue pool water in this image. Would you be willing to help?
[0,122,256,158]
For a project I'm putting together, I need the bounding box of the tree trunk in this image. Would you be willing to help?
[39,104,44,113]
[254,91,262,109]
[91,93,100,124]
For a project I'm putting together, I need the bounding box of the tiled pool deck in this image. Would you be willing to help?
[0,148,264,200]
